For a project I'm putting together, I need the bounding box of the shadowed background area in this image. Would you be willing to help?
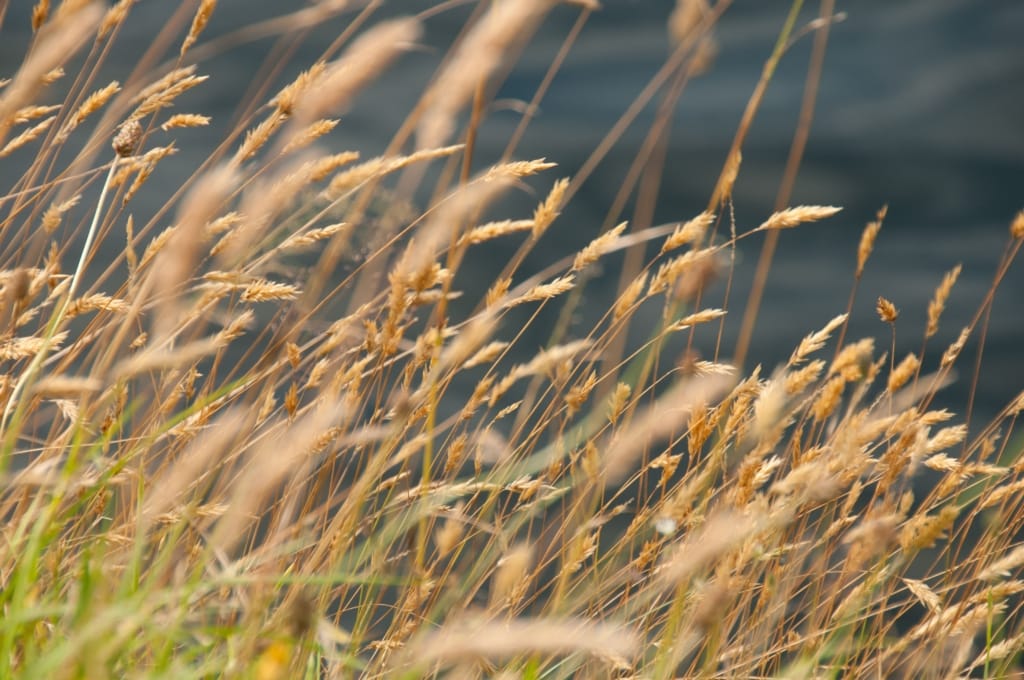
[3,0,1022,425]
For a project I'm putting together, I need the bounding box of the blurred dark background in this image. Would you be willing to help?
[2,0,1022,428]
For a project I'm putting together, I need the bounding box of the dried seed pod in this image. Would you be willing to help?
[112,119,142,157]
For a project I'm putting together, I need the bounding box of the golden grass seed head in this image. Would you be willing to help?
[646,452,683,482]
[757,205,842,231]
[648,247,712,296]
[661,211,715,253]
[233,111,285,164]
[811,376,845,422]
[940,326,970,368]
[133,71,209,120]
[460,374,495,421]
[712,149,741,206]
[829,337,874,381]
[160,113,210,131]
[572,221,626,271]
[65,294,128,318]
[978,478,1024,511]
[789,313,847,366]
[129,331,148,351]
[887,352,920,393]
[279,118,337,154]
[284,382,299,418]
[843,513,900,566]
[239,279,300,303]
[972,582,1024,608]
[668,308,726,332]
[876,296,898,323]
[301,151,360,184]
[920,409,953,426]
[613,272,647,321]
[0,116,56,157]
[979,545,1024,582]
[962,462,1006,478]
[484,276,512,308]
[285,341,301,370]
[752,373,787,439]
[975,432,999,463]
[435,513,465,556]
[970,632,1024,669]
[721,373,758,441]
[112,119,143,157]
[633,539,663,572]
[565,370,599,414]
[1010,209,1024,239]
[10,104,61,125]
[462,341,508,370]
[99,0,133,36]
[58,80,120,141]
[32,0,51,30]
[279,221,347,251]
[272,62,326,116]
[122,163,155,205]
[886,407,922,437]
[112,144,176,178]
[323,145,460,197]
[902,577,941,614]
[926,264,961,338]
[40,194,80,233]
[564,530,599,575]
[608,382,631,425]
[533,177,569,237]
[133,66,195,107]
[674,249,723,301]
[484,158,558,182]
[687,403,715,456]
[180,0,216,56]
[856,205,887,277]
[504,274,575,308]
[491,543,533,609]
[0,331,68,361]
[459,219,535,246]
[925,424,967,454]
[784,359,824,395]
[41,67,65,85]
[899,504,959,552]
[2,268,33,307]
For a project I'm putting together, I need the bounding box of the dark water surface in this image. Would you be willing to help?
[3,1,1022,426]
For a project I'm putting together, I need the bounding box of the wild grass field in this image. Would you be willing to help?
[2,1,1023,678]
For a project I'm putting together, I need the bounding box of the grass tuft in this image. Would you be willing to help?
[1,2,1022,679]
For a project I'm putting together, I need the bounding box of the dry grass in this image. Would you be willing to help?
[1,2,1023,679]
